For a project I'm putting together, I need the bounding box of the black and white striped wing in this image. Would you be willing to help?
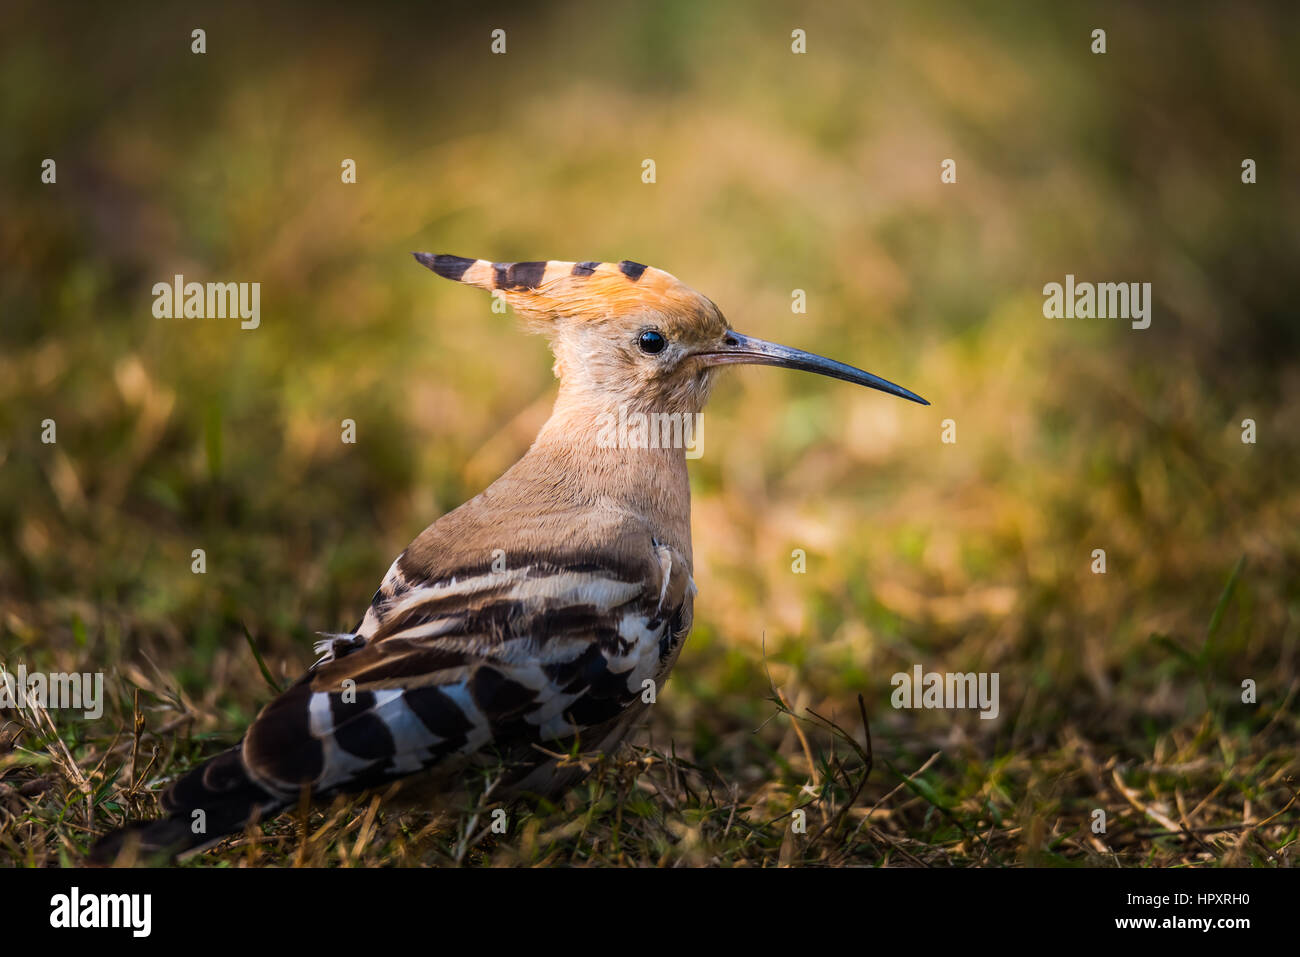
[238,544,694,800]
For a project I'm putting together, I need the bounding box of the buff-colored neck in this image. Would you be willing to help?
[518,385,694,553]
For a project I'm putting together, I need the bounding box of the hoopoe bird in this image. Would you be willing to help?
[95,254,927,861]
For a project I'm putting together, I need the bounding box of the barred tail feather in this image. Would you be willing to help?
[92,745,284,863]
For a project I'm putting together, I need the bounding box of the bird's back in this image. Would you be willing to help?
[97,432,695,860]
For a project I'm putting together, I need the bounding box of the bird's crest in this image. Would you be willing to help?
[413,253,711,326]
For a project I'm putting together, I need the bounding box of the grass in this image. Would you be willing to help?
[2,0,1298,866]
[3,558,1297,867]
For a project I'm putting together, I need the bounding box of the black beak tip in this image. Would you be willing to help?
[412,251,435,269]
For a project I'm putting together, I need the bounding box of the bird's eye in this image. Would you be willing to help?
[637,330,667,355]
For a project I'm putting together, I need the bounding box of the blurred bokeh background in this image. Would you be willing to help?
[2,0,1298,865]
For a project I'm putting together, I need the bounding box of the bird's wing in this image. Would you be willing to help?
[239,539,694,799]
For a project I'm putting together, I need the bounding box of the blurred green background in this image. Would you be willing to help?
[1,0,1298,865]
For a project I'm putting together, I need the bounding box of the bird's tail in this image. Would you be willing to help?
[92,743,285,864]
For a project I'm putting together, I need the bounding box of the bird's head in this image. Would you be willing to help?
[415,254,928,416]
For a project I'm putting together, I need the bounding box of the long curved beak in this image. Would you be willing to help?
[697,331,929,405]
